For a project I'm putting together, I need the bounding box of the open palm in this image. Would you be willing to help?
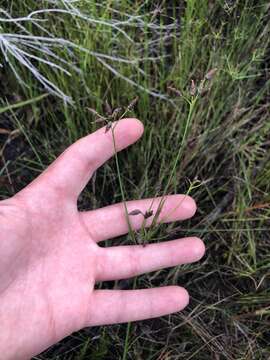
[0,118,205,360]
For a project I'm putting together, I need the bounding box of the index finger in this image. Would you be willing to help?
[23,118,144,201]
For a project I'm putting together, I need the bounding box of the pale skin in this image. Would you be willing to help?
[0,118,205,359]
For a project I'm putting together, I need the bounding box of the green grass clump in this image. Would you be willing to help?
[1,0,270,359]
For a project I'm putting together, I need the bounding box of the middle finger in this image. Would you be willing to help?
[95,237,205,281]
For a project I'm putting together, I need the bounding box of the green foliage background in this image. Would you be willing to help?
[0,1,270,359]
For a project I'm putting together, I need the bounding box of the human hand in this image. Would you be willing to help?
[0,118,205,359]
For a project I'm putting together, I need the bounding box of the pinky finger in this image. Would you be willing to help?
[87,286,189,326]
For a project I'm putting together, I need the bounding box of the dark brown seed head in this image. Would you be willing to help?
[112,107,123,120]
[127,96,139,111]
[144,210,154,219]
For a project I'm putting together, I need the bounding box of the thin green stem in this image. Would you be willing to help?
[149,95,198,233]
[163,97,197,195]
[111,126,137,244]
[122,277,137,360]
